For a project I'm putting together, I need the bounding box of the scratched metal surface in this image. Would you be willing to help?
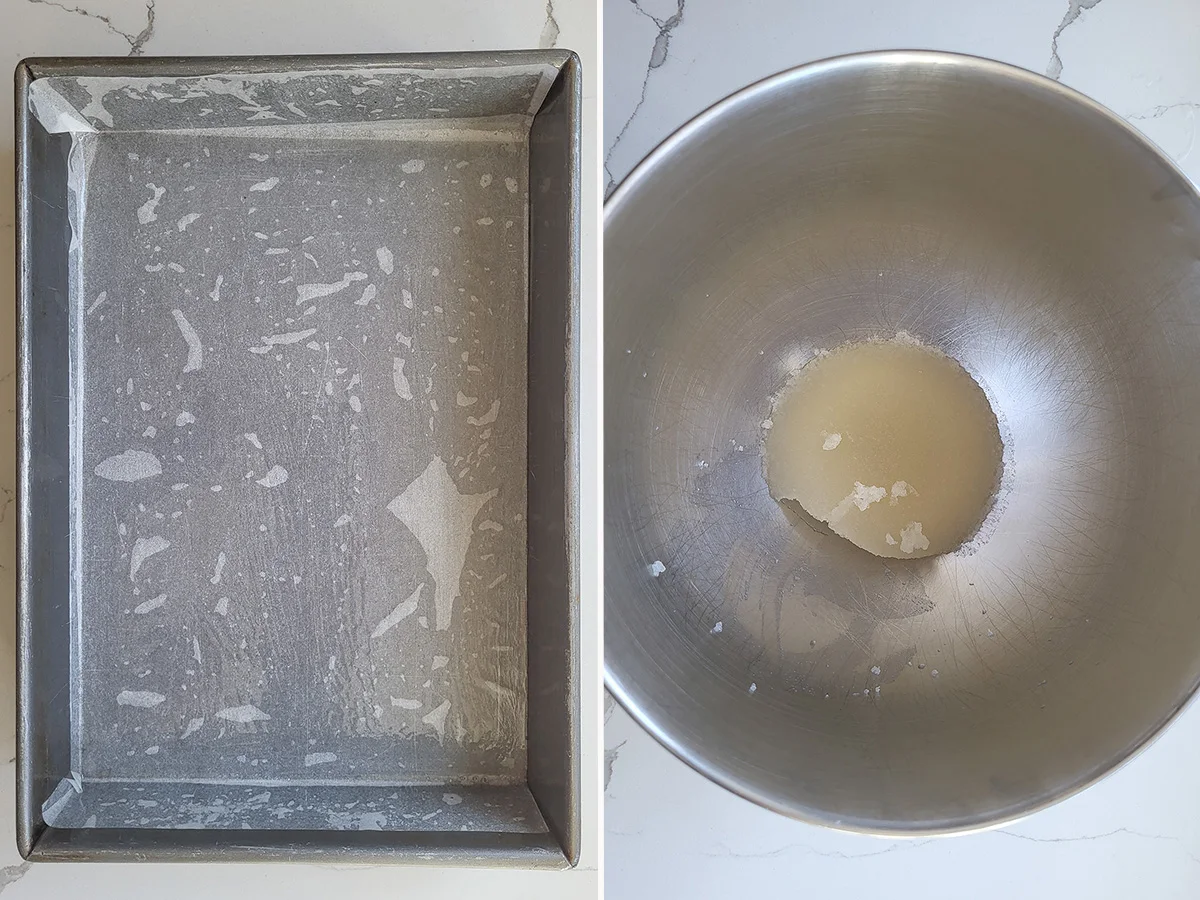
[30,62,546,831]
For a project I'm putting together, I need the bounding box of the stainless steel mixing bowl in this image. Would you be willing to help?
[604,51,1200,833]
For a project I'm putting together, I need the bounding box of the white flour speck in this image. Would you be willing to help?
[176,213,201,232]
[214,597,230,616]
[375,246,394,275]
[244,432,263,449]
[822,432,842,451]
[711,621,723,634]
[249,177,280,192]
[401,159,425,174]
[210,552,226,585]
[304,752,338,767]
[86,291,107,315]
[649,560,666,577]
[391,696,421,710]
[356,284,377,306]
[180,717,204,738]
[175,411,195,427]
[900,521,929,554]
[829,482,888,522]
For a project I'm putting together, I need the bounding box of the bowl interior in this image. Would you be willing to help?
[604,52,1200,832]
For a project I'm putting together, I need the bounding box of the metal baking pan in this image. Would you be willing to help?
[16,51,579,866]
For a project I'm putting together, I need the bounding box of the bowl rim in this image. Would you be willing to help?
[603,48,1200,836]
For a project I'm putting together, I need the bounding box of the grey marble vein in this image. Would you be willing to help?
[539,0,560,49]
[701,839,934,861]
[26,0,156,56]
[999,827,1177,845]
[0,485,14,524]
[998,828,1200,865]
[0,862,31,894]
[604,740,626,791]
[603,693,623,790]
[1046,0,1105,80]
[1127,101,1200,122]
[604,0,687,196]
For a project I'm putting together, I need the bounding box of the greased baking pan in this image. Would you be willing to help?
[16,51,579,865]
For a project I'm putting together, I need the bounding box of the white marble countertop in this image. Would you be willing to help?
[604,1,1200,897]
[0,1,598,896]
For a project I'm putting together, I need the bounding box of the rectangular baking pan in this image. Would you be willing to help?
[16,51,579,866]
